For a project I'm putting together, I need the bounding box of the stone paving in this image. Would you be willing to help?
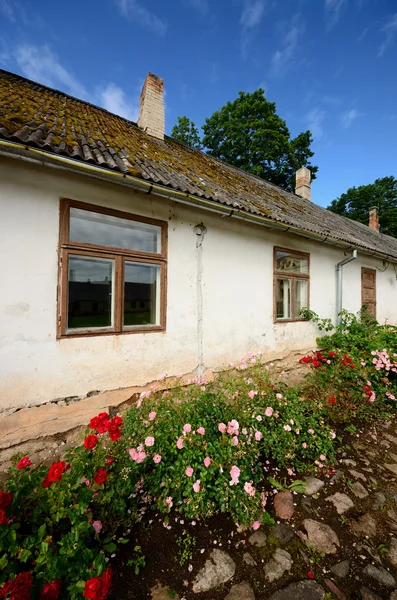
[150,418,397,599]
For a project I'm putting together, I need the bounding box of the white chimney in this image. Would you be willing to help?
[138,73,165,140]
[295,167,311,201]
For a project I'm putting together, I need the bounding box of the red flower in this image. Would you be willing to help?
[107,417,122,442]
[329,395,336,405]
[0,580,13,598]
[312,359,320,368]
[328,351,336,358]
[0,491,12,510]
[84,435,98,450]
[0,509,9,525]
[42,477,52,489]
[17,456,32,470]
[38,580,62,600]
[47,462,66,483]
[89,413,109,434]
[307,571,315,579]
[100,568,113,597]
[94,468,108,485]
[106,457,114,466]
[83,576,102,600]
[1,572,33,600]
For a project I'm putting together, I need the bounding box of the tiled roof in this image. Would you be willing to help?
[1,68,397,260]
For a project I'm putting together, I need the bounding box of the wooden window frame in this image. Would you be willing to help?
[57,198,167,339]
[273,246,310,323]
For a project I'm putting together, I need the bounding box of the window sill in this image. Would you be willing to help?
[58,326,165,340]
[274,318,309,324]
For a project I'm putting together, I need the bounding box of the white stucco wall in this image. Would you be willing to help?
[1,157,396,413]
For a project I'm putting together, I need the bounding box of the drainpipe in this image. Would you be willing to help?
[193,223,207,377]
[336,249,357,325]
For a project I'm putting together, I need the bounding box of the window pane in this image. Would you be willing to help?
[276,251,308,274]
[294,279,308,318]
[276,278,291,319]
[70,207,161,253]
[68,256,114,329]
[124,262,160,327]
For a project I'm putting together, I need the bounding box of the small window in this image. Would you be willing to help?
[274,248,309,322]
[58,199,167,337]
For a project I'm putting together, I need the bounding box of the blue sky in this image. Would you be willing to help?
[0,0,396,207]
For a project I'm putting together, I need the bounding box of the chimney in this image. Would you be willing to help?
[138,73,165,140]
[369,206,379,232]
[295,167,311,201]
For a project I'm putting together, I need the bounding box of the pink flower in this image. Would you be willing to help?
[129,448,138,461]
[308,429,315,435]
[176,437,184,449]
[165,496,173,507]
[283,425,291,432]
[256,415,262,422]
[276,393,283,399]
[232,436,239,446]
[149,411,157,421]
[265,407,273,417]
[85,480,91,487]
[136,400,142,408]
[302,442,307,449]
[201,386,206,391]
[230,465,240,486]
[204,457,211,468]
[255,431,262,441]
[248,390,256,399]
[145,436,155,447]
[92,520,103,534]
[244,482,255,496]
[218,423,227,433]
[185,466,194,477]
[197,427,205,435]
[242,428,248,435]
[153,454,162,463]
[319,454,326,461]
[252,521,260,531]
[183,423,192,434]
[136,451,147,463]
[261,492,267,507]
[193,479,201,493]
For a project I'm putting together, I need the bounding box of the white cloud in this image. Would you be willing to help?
[378,13,397,57]
[98,83,138,121]
[324,0,348,28]
[185,0,209,15]
[306,107,326,139]
[240,0,269,57]
[14,44,88,99]
[116,0,167,35]
[271,14,305,75]
[341,108,364,128]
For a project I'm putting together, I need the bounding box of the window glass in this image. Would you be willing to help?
[294,279,308,318]
[276,251,308,274]
[124,262,160,326]
[70,207,161,254]
[276,278,291,320]
[68,256,114,329]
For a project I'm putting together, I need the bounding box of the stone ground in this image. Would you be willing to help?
[109,416,397,600]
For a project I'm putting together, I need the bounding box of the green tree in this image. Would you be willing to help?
[201,89,318,192]
[328,176,397,238]
[171,116,202,149]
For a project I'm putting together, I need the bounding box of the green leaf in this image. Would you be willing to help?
[104,543,117,553]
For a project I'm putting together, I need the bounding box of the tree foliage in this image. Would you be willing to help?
[201,89,318,192]
[328,176,397,238]
[171,116,202,149]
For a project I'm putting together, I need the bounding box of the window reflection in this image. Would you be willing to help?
[124,263,160,326]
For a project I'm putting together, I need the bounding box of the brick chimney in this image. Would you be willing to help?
[295,167,311,201]
[369,206,379,232]
[138,73,165,140]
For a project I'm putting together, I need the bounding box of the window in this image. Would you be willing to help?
[274,247,309,322]
[58,199,167,337]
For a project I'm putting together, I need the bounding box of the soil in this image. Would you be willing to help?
[108,417,397,600]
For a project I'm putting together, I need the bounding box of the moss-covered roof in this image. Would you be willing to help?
[1,68,397,259]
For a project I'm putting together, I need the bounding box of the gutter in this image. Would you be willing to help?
[1,139,396,264]
[336,249,358,325]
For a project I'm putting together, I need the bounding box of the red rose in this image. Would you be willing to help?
[84,435,98,450]
[0,509,9,525]
[328,351,336,358]
[307,571,315,579]
[106,457,114,466]
[89,413,109,434]
[94,468,107,485]
[38,580,62,600]
[0,491,12,509]
[83,576,102,600]
[0,580,13,598]
[312,359,320,368]
[17,456,32,470]
[329,396,335,405]
[107,424,121,442]
[100,568,113,597]
[42,477,52,489]
[47,462,66,483]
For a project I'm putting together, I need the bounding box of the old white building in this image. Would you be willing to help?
[1,69,397,415]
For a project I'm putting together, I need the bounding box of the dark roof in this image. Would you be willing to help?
[1,68,397,260]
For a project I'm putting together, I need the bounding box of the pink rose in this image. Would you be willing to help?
[302,442,307,449]
[185,466,194,477]
[145,436,155,447]
[197,427,205,435]
[244,482,255,496]
[153,454,162,463]
[149,411,157,421]
[256,415,262,422]
[284,425,291,432]
[276,393,283,399]
[248,390,256,399]
[176,437,184,449]
[242,428,248,435]
[252,521,260,530]
[193,480,201,493]
[255,431,262,441]
[92,520,103,534]
[204,457,211,468]
[265,407,273,417]
[232,436,239,446]
[308,429,315,435]
[165,496,173,507]
[136,400,142,408]
[319,454,326,461]
[183,424,192,434]
[218,423,227,433]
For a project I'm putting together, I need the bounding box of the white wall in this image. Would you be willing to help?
[1,157,396,413]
